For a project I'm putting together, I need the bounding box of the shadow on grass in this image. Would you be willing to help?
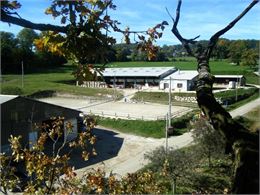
[24,65,75,74]
[54,79,76,85]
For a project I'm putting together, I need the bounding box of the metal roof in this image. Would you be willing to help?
[214,75,244,79]
[163,70,198,80]
[103,67,176,77]
[0,95,18,104]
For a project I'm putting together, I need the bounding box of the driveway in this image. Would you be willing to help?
[75,126,193,178]
[74,98,260,177]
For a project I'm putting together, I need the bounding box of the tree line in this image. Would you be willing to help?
[1,28,258,74]
[1,28,66,74]
[109,39,259,67]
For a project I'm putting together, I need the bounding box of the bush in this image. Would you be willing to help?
[215,87,258,105]
[27,90,56,98]
[1,86,23,95]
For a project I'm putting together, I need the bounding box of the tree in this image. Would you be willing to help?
[144,146,197,194]
[192,117,225,167]
[1,0,167,81]
[169,0,259,193]
[17,28,38,51]
[0,115,97,194]
[0,31,20,73]
[212,38,230,59]
[241,48,258,68]
[228,40,248,65]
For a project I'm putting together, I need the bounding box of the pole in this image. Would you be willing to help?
[235,74,238,102]
[21,61,24,88]
[168,77,172,127]
[113,72,116,101]
[165,113,168,156]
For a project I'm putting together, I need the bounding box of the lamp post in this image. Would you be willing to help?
[165,113,169,156]
[113,71,116,101]
[168,77,174,135]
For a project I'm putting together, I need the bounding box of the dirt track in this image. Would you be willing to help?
[40,97,192,120]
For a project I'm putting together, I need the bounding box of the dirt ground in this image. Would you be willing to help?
[40,97,192,120]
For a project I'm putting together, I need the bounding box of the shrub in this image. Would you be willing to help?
[1,86,23,95]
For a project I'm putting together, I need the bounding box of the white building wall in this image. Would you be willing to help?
[159,79,188,92]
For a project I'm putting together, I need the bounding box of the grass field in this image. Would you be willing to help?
[107,59,249,72]
[1,60,259,97]
[1,65,122,98]
[107,60,259,84]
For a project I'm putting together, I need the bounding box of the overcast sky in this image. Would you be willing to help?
[1,0,259,45]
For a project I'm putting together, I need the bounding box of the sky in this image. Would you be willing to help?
[1,0,260,46]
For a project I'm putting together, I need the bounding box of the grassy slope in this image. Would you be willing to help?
[1,65,122,97]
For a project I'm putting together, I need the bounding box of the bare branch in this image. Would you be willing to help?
[170,0,200,57]
[1,12,69,33]
[206,0,259,58]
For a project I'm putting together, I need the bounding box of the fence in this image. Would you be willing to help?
[84,107,192,121]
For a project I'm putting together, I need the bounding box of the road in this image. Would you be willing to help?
[74,98,260,178]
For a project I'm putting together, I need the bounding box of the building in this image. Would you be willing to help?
[102,67,246,91]
[0,95,82,153]
[160,70,198,92]
[214,75,246,88]
[102,67,177,88]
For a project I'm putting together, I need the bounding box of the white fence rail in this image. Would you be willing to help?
[83,108,192,121]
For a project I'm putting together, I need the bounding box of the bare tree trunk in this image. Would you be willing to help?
[196,58,259,193]
[170,0,259,193]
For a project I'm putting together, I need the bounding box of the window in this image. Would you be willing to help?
[177,83,183,88]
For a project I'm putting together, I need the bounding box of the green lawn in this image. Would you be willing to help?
[107,60,248,73]
[1,65,122,98]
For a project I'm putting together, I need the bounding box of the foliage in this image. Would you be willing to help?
[143,144,233,194]
[228,40,248,65]
[0,30,66,74]
[0,115,172,194]
[235,108,260,133]
[17,28,38,51]
[215,87,258,105]
[191,118,226,167]
[241,49,258,67]
[1,86,23,95]
[0,115,97,194]
[109,39,258,63]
